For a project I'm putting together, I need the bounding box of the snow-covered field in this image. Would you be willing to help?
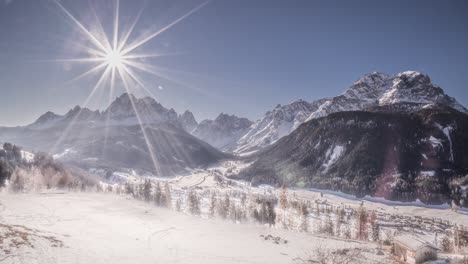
[0,192,388,264]
[1,161,467,263]
[293,188,468,226]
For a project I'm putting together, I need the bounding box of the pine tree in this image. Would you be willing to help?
[252,208,260,222]
[266,201,276,227]
[229,203,237,222]
[356,205,368,240]
[224,193,231,209]
[163,182,172,208]
[143,179,152,202]
[343,222,351,239]
[238,206,246,222]
[338,207,345,223]
[187,190,201,215]
[218,193,230,219]
[175,198,182,212]
[325,205,331,215]
[124,182,133,195]
[325,215,334,236]
[335,207,345,237]
[259,201,267,224]
[240,192,247,206]
[454,224,460,252]
[279,185,288,210]
[298,201,309,232]
[369,210,380,241]
[154,182,162,206]
[442,234,452,253]
[209,192,217,217]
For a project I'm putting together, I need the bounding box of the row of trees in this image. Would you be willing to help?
[0,143,24,186]
[185,181,467,254]
[114,180,279,226]
[121,179,173,208]
[440,224,468,253]
[112,180,387,245]
[277,185,381,241]
[1,143,91,191]
[103,179,467,259]
[110,179,468,254]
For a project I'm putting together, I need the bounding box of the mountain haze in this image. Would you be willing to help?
[0,93,228,177]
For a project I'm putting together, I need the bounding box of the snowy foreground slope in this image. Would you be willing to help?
[0,192,386,264]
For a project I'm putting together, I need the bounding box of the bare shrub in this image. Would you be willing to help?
[305,247,364,264]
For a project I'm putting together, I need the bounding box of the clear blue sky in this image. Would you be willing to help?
[0,0,467,126]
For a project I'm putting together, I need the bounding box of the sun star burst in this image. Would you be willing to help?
[105,49,125,69]
[52,0,209,97]
[49,0,209,175]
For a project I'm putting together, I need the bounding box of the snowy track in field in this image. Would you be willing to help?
[0,192,389,264]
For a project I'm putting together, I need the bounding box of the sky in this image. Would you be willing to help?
[0,0,467,126]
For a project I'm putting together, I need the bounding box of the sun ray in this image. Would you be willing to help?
[121,52,180,60]
[53,0,109,53]
[120,63,158,100]
[50,0,211,176]
[50,65,112,154]
[103,67,117,156]
[65,40,107,57]
[64,61,108,86]
[125,60,200,92]
[40,57,106,63]
[113,0,120,51]
[121,1,210,55]
[117,67,162,175]
[89,3,113,51]
[117,6,145,52]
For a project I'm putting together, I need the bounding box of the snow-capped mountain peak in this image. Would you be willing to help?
[377,71,465,113]
[232,71,467,154]
[26,93,197,130]
[100,93,180,125]
[178,110,198,132]
[233,98,327,154]
[64,106,100,121]
[350,71,390,88]
[28,111,63,129]
[192,113,252,151]
[306,70,467,122]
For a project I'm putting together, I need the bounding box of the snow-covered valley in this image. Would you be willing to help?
[0,192,387,264]
[1,163,468,263]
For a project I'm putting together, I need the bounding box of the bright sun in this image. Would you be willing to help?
[53,0,209,93]
[51,0,209,175]
[105,49,124,69]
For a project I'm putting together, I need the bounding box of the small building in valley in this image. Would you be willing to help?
[392,234,438,264]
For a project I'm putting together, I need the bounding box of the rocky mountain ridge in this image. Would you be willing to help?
[232,71,467,154]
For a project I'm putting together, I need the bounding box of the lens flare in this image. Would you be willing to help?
[49,0,209,175]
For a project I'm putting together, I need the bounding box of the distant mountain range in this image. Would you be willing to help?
[0,93,228,176]
[14,70,468,157]
[192,113,252,151]
[27,93,198,131]
[231,71,468,204]
[230,71,467,154]
[236,105,468,204]
[184,71,467,155]
[0,70,466,199]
